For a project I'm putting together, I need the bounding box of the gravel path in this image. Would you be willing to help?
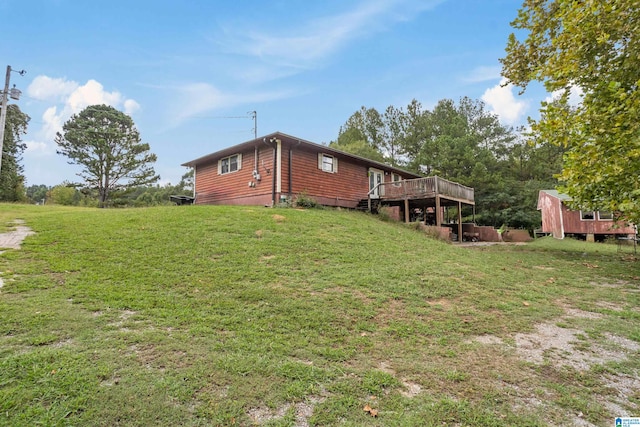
[0,219,35,251]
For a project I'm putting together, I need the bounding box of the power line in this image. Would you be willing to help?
[190,115,250,119]
[192,110,257,139]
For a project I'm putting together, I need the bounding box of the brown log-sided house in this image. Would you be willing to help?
[182,131,422,209]
[537,190,636,240]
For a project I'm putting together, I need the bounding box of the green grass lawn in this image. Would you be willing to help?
[0,204,638,426]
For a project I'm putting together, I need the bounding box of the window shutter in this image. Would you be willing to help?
[237,153,242,170]
[333,157,338,173]
[217,159,222,175]
[318,153,322,170]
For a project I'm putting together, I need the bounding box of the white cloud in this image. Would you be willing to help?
[481,78,528,125]
[24,140,52,155]
[23,75,142,173]
[27,76,79,101]
[124,99,141,114]
[544,85,584,107]
[463,65,502,83]
[32,76,141,140]
[220,0,443,78]
[41,106,63,140]
[66,79,124,113]
[173,83,229,123]
[170,82,296,126]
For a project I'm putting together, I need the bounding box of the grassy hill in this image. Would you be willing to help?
[0,204,638,426]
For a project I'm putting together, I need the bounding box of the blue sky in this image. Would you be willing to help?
[1,0,546,187]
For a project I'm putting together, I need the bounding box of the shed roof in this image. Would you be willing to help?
[540,189,572,201]
[182,131,422,179]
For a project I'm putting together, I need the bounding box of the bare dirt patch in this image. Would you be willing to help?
[589,280,628,289]
[513,310,636,372]
[272,214,286,222]
[472,335,504,345]
[247,396,325,427]
[374,299,408,326]
[515,323,594,370]
[51,338,74,348]
[400,380,422,398]
[469,304,640,423]
[426,298,455,310]
[595,301,624,311]
[377,361,423,398]
[563,307,603,319]
[0,220,35,290]
[602,373,640,414]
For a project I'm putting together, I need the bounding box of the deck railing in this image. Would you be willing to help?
[369,176,474,203]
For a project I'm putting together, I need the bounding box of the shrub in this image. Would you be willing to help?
[377,206,396,222]
[294,192,320,209]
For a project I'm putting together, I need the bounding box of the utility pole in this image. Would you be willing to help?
[249,110,257,139]
[0,65,26,178]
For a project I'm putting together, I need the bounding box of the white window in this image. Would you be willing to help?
[318,153,338,173]
[391,173,402,186]
[580,211,595,220]
[218,154,242,175]
[597,211,613,220]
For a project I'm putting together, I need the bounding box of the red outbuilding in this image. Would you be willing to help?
[537,190,636,240]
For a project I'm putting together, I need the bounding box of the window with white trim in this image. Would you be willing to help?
[597,211,613,220]
[318,153,338,173]
[391,173,402,186]
[580,211,595,220]
[218,154,242,175]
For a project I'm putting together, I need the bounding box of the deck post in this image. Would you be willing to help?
[457,201,462,242]
[404,198,410,223]
[368,197,371,213]
[435,196,441,227]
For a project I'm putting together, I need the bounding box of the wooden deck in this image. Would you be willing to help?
[372,176,474,205]
[368,176,475,238]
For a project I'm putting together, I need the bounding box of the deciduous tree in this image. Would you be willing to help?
[55,105,159,207]
[26,184,49,204]
[500,0,640,224]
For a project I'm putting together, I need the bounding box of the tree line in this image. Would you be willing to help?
[25,171,193,207]
[330,97,565,230]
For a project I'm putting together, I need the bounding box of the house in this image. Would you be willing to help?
[182,132,475,237]
[182,132,422,208]
[537,190,636,240]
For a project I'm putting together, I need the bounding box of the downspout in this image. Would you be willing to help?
[262,137,277,206]
[272,144,278,206]
[192,166,197,203]
[192,166,196,198]
[276,139,282,198]
[254,145,258,175]
[288,146,292,197]
[262,138,276,207]
[265,138,280,206]
[288,139,302,198]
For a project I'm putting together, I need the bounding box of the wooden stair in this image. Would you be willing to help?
[356,198,380,213]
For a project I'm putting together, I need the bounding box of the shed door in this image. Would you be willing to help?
[369,169,384,199]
